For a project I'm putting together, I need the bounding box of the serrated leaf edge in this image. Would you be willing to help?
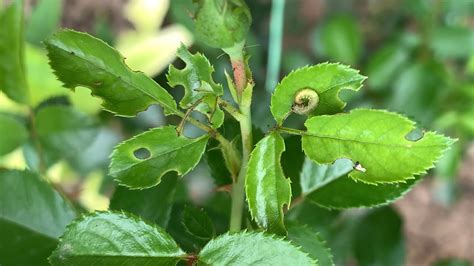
[109,125,209,189]
[44,29,178,117]
[48,210,187,264]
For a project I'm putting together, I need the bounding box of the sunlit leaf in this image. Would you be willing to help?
[0,0,29,104]
[302,109,454,183]
[246,132,291,235]
[271,63,366,125]
[49,212,186,265]
[198,231,315,265]
[109,126,209,189]
[44,29,178,116]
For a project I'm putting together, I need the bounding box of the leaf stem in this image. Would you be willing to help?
[276,126,305,136]
[217,98,243,121]
[265,0,285,92]
[223,41,247,96]
[229,83,253,233]
[28,108,46,175]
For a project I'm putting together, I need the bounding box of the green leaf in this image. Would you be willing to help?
[353,207,405,266]
[109,126,209,189]
[302,109,453,183]
[182,206,215,240]
[271,63,366,125]
[0,0,29,104]
[301,158,420,209]
[167,45,224,128]
[0,113,28,156]
[0,170,76,265]
[316,15,362,64]
[36,105,99,159]
[246,132,291,235]
[430,26,474,59]
[110,173,178,228]
[366,44,410,90]
[198,231,315,265]
[49,211,186,265]
[287,225,334,266]
[25,0,62,46]
[44,29,177,116]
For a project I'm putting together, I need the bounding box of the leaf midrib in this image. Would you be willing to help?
[303,132,444,148]
[111,135,208,174]
[46,40,177,113]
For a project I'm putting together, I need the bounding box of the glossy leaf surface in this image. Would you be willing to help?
[0,114,28,156]
[44,29,177,116]
[287,225,334,266]
[50,212,186,265]
[301,158,420,209]
[0,0,29,104]
[0,170,76,265]
[246,132,291,235]
[302,109,453,183]
[271,63,366,125]
[198,232,315,265]
[110,126,209,189]
[110,173,178,228]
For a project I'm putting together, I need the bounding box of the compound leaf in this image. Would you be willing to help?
[301,158,420,209]
[109,126,209,189]
[198,231,315,265]
[287,224,334,266]
[0,170,76,265]
[0,114,28,156]
[271,63,366,125]
[167,45,224,128]
[44,29,177,116]
[245,132,291,235]
[302,109,454,183]
[49,211,186,265]
[0,0,29,104]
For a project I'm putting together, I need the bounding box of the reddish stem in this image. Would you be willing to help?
[231,59,247,94]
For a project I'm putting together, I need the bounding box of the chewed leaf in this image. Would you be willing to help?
[44,29,177,117]
[109,126,209,189]
[246,132,291,235]
[167,45,224,128]
[271,63,366,125]
[301,158,420,209]
[302,109,455,183]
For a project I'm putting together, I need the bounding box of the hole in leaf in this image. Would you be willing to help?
[133,147,151,160]
[405,128,424,141]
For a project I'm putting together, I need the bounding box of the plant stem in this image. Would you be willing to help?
[217,98,243,121]
[28,108,46,175]
[277,126,305,135]
[229,83,253,233]
[265,0,285,92]
[175,111,240,177]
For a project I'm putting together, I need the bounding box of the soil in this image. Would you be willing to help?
[396,144,474,265]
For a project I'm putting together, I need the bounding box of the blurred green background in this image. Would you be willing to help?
[0,0,472,265]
